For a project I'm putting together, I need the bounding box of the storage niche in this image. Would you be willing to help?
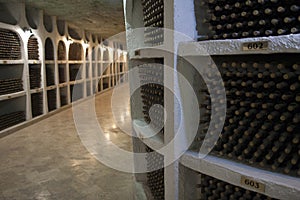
[31,92,43,118]
[0,28,21,60]
[69,43,83,60]
[29,64,41,89]
[0,96,26,131]
[57,41,66,61]
[59,86,68,107]
[47,89,56,111]
[0,64,23,95]
[28,35,39,60]
[45,38,54,60]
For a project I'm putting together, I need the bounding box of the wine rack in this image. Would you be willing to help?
[188,54,300,178]
[69,64,81,81]
[45,38,54,60]
[28,35,39,60]
[57,41,66,61]
[58,64,67,83]
[69,43,83,60]
[29,64,41,89]
[180,164,277,200]
[31,93,43,118]
[0,111,25,131]
[139,61,164,139]
[47,89,56,112]
[0,2,128,135]
[141,0,164,46]
[0,28,21,60]
[0,78,23,95]
[145,145,165,200]
[195,0,300,40]
[60,87,68,107]
[46,64,55,86]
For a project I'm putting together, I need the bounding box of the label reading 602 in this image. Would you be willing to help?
[242,41,268,51]
[240,176,266,192]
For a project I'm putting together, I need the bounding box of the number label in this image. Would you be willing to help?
[240,176,265,192]
[242,41,268,51]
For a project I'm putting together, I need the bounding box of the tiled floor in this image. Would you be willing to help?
[0,86,137,200]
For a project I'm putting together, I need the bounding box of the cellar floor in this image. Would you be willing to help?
[0,84,144,200]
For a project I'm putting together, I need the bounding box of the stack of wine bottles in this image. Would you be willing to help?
[69,43,82,60]
[45,39,54,60]
[139,62,164,136]
[195,0,300,40]
[47,89,56,112]
[46,65,55,86]
[29,65,41,89]
[31,93,43,118]
[60,88,68,107]
[199,173,276,200]
[59,65,66,83]
[58,42,66,60]
[28,36,39,60]
[0,111,25,131]
[195,54,300,177]
[0,28,21,60]
[141,0,164,46]
[69,64,81,81]
[0,78,23,95]
[146,145,165,200]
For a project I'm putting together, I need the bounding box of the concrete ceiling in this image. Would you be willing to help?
[24,0,125,39]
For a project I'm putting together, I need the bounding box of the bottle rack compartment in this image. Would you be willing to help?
[58,64,67,83]
[57,41,66,61]
[69,64,82,81]
[102,77,109,90]
[0,97,26,131]
[192,53,300,178]
[60,86,68,107]
[180,164,276,200]
[0,28,21,60]
[45,38,54,60]
[145,145,165,200]
[28,35,39,60]
[195,0,300,40]
[0,64,23,95]
[29,64,41,89]
[69,43,83,61]
[46,64,55,86]
[141,0,164,46]
[47,89,56,112]
[138,60,164,138]
[31,92,43,118]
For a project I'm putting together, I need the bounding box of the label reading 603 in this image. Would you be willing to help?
[240,176,266,192]
[242,41,268,51]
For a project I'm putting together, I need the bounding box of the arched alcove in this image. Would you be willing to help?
[57,41,66,60]
[92,34,96,43]
[69,43,83,61]
[28,35,39,60]
[0,28,21,60]
[45,38,54,60]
